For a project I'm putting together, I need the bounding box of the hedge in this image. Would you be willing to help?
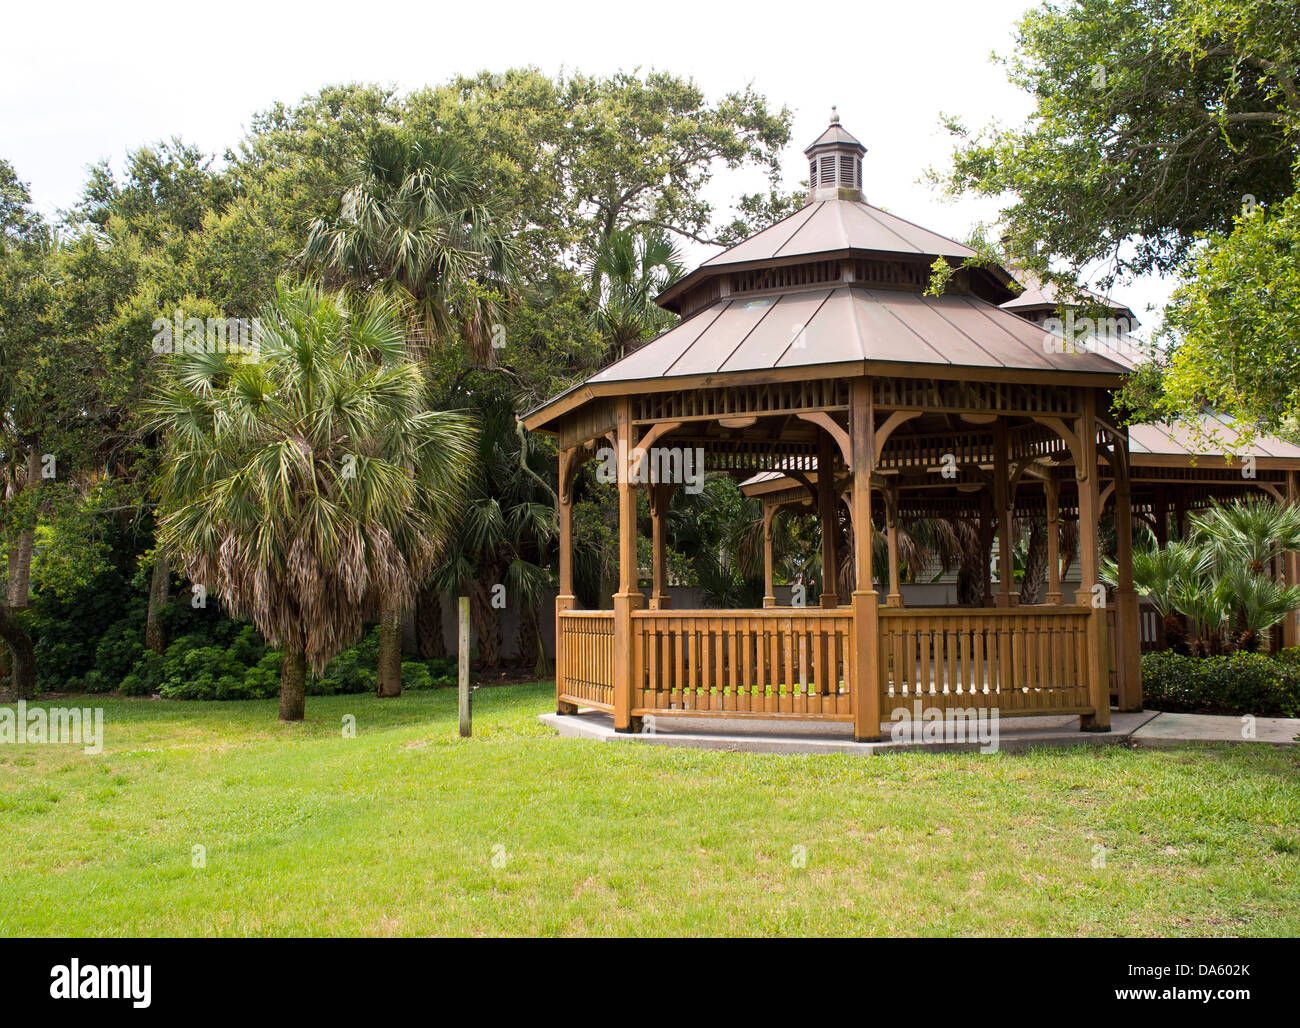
[1141,650,1300,718]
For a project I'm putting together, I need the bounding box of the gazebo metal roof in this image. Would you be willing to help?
[587,286,1128,387]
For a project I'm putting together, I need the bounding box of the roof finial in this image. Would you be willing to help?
[829,105,840,124]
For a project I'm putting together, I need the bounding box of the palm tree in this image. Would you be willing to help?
[148,283,476,720]
[1224,567,1300,651]
[302,127,519,365]
[588,228,684,364]
[429,381,555,670]
[1103,539,1208,653]
[1191,498,1300,576]
[302,127,519,690]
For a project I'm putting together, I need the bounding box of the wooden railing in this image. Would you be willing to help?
[878,607,1095,717]
[631,609,855,719]
[556,610,616,712]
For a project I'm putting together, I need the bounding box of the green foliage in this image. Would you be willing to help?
[1152,190,1300,438]
[1103,499,1300,653]
[932,0,1298,281]
[1141,650,1300,716]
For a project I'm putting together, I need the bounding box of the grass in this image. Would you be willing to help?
[2,681,1299,936]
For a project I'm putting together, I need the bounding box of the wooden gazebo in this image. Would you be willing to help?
[523,113,1142,741]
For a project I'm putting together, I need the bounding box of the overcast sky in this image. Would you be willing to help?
[2,0,1174,325]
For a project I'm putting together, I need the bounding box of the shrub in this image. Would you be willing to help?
[1141,650,1300,717]
[401,662,433,690]
[427,657,456,687]
[94,616,146,684]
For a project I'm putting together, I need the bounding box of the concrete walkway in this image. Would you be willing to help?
[539,709,1300,756]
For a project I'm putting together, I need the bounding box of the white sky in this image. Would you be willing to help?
[2,0,1175,325]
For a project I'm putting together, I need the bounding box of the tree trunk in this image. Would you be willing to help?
[0,604,36,699]
[7,446,40,609]
[517,606,542,673]
[415,583,446,658]
[471,577,502,669]
[7,530,33,608]
[1019,517,1047,605]
[279,646,307,721]
[1163,612,1188,655]
[145,548,170,654]
[376,600,403,697]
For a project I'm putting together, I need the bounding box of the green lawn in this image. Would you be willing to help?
[2,682,1298,936]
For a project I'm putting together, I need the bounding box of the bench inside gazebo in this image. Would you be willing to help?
[523,114,1143,741]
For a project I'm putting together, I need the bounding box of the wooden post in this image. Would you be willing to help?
[850,378,881,741]
[555,448,579,715]
[1045,475,1063,605]
[818,430,840,607]
[994,417,1015,607]
[885,479,903,607]
[1076,392,1110,731]
[762,503,777,608]
[613,398,643,733]
[979,490,994,607]
[1114,431,1142,711]
[650,483,674,610]
[1286,471,1300,649]
[458,596,471,738]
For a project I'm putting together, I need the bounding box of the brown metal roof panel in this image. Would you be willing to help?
[702,199,977,268]
[773,288,868,368]
[700,203,823,268]
[862,290,1001,367]
[848,289,951,365]
[588,302,728,384]
[722,289,837,372]
[660,296,782,377]
[852,204,976,259]
[956,296,1129,374]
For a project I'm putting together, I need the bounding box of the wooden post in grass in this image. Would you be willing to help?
[458,596,471,738]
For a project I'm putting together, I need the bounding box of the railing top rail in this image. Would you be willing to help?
[557,609,617,618]
[878,605,1093,617]
[631,607,854,618]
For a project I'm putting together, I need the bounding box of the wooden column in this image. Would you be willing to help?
[1113,432,1142,712]
[818,430,840,607]
[649,483,674,610]
[612,399,644,733]
[762,503,777,609]
[994,418,1015,607]
[555,448,579,715]
[884,478,903,607]
[1286,471,1300,649]
[1045,475,1063,605]
[1076,391,1110,731]
[850,378,881,741]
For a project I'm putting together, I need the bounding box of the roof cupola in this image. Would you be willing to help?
[805,107,866,203]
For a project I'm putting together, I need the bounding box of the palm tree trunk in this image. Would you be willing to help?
[376,600,403,697]
[415,583,446,658]
[279,646,307,721]
[471,578,502,669]
[0,603,36,699]
[517,606,541,673]
[145,548,170,654]
[1019,518,1047,604]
